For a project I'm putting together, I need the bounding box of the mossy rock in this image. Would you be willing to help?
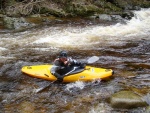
[110,91,148,109]
[65,3,102,17]
[113,0,133,10]
[40,7,67,17]
[146,106,150,113]
[114,0,150,10]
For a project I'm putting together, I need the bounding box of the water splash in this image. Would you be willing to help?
[91,8,150,37]
[65,81,86,92]
[89,103,112,113]
[143,93,150,105]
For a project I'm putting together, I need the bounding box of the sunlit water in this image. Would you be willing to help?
[0,8,150,113]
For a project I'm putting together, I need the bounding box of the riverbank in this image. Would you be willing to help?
[0,0,150,30]
[1,0,150,17]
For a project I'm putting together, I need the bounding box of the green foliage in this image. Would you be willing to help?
[8,0,16,6]
[0,0,150,17]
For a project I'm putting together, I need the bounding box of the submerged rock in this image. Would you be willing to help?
[110,91,148,109]
[17,101,35,113]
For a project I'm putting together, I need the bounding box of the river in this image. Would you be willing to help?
[0,8,150,113]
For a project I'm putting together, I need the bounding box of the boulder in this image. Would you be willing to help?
[110,91,148,109]
[99,14,112,21]
[3,16,34,29]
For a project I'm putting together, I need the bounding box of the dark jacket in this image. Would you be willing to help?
[51,57,85,75]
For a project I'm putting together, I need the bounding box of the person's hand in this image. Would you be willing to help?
[64,61,68,65]
[57,76,63,82]
[80,63,86,68]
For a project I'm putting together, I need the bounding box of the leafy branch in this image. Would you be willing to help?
[6,0,46,16]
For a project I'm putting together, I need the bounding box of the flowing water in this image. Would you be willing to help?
[0,8,150,113]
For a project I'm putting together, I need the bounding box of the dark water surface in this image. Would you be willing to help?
[0,9,150,113]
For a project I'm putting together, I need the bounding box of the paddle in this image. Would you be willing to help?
[86,56,99,64]
[36,56,99,93]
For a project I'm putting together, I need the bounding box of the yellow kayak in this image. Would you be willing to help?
[21,65,113,82]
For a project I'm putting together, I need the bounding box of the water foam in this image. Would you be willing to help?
[0,47,7,51]
[0,9,149,50]
[80,8,150,40]
[65,81,86,92]
[33,8,150,48]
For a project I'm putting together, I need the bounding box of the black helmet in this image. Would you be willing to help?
[59,51,67,58]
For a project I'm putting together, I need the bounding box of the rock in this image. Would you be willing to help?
[110,91,148,109]
[0,14,5,18]
[145,106,150,113]
[114,0,133,10]
[98,14,112,21]
[3,16,34,29]
[121,11,134,20]
[111,15,124,22]
[114,0,150,10]
[3,17,14,29]
[17,101,35,113]
[30,14,41,18]
[66,2,100,17]
[98,14,125,22]
[89,103,112,113]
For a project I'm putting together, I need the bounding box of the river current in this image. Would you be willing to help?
[0,9,150,113]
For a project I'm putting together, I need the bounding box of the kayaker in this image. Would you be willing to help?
[51,51,85,82]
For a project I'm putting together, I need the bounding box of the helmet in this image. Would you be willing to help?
[59,51,67,58]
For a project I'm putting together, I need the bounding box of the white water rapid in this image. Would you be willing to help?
[0,8,150,53]
[34,8,150,46]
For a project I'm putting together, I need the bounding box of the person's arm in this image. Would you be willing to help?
[69,57,86,68]
[51,59,61,71]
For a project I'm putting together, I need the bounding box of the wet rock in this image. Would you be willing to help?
[110,91,148,109]
[18,101,35,113]
[66,2,100,17]
[89,103,112,113]
[121,11,134,20]
[146,106,150,113]
[111,15,123,20]
[0,14,5,18]
[113,0,150,10]
[93,0,122,13]
[98,14,112,21]
[3,16,34,29]
[113,0,133,10]
[96,14,125,22]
